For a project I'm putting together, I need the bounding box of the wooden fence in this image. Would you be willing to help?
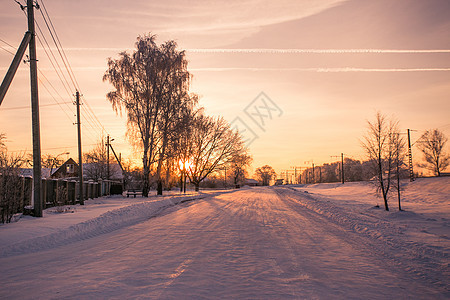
[0,175,122,216]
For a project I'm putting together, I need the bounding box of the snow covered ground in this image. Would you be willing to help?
[290,177,450,254]
[0,178,448,299]
[0,190,224,257]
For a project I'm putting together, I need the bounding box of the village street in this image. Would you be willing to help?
[0,187,446,299]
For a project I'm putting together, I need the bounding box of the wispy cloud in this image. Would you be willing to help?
[187,49,450,54]
[189,67,450,72]
[38,48,450,54]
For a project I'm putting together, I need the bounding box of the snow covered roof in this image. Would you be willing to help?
[19,168,52,178]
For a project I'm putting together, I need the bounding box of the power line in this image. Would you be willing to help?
[37,0,78,91]
[0,45,16,56]
[18,0,110,141]
[34,18,74,98]
[7,143,98,153]
[17,2,75,101]
[0,35,77,122]
[0,37,16,48]
[0,101,71,111]
[36,0,109,138]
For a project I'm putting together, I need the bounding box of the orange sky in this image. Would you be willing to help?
[1,0,449,175]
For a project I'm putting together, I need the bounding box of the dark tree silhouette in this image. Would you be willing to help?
[418,129,450,176]
[255,165,276,186]
[229,151,252,188]
[186,114,244,191]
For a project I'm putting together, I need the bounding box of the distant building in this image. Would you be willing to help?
[51,158,79,179]
[20,168,52,179]
[274,179,284,185]
[50,158,123,181]
[245,178,259,186]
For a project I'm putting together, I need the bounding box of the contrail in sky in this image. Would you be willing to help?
[189,67,450,72]
[186,49,450,54]
[34,48,450,54]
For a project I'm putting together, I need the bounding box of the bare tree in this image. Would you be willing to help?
[229,151,252,188]
[392,133,406,211]
[255,165,276,186]
[26,152,68,177]
[154,90,195,195]
[186,114,244,191]
[361,112,400,211]
[104,34,192,196]
[0,134,25,223]
[84,139,108,180]
[417,129,450,176]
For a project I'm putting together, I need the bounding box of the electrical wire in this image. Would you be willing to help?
[37,0,78,91]
[12,0,112,144]
[37,0,110,139]
[0,45,16,56]
[0,102,72,111]
[0,37,16,48]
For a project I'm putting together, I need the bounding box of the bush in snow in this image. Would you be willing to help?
[0,136,25,223]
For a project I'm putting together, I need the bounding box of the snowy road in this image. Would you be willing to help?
[1,187,447,299]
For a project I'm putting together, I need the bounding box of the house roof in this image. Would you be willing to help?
[20,168,52,178]
[246,178,259,184]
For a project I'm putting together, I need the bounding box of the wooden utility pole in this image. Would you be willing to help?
[341,153,345,184]
[28,0,43,216]
[106,135,110,180]
[0,1,43,216]
[75,91,84,205]
[0,32,31,105]
[407,129,414,181]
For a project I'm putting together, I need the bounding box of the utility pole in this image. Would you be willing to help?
[108,141,124,172]
[407,129,414,181]
[0,1,42,215]
[106,135,110,180]
[0,32,31,105]
[28,0,43,216]
[75,91,84,205]
[224,167,227,187]
[183,164,187,193]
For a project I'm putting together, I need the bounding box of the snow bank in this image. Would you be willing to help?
[0,193,208,258]
[279,177,449,287]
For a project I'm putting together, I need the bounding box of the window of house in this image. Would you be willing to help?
[66,164,74,173]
